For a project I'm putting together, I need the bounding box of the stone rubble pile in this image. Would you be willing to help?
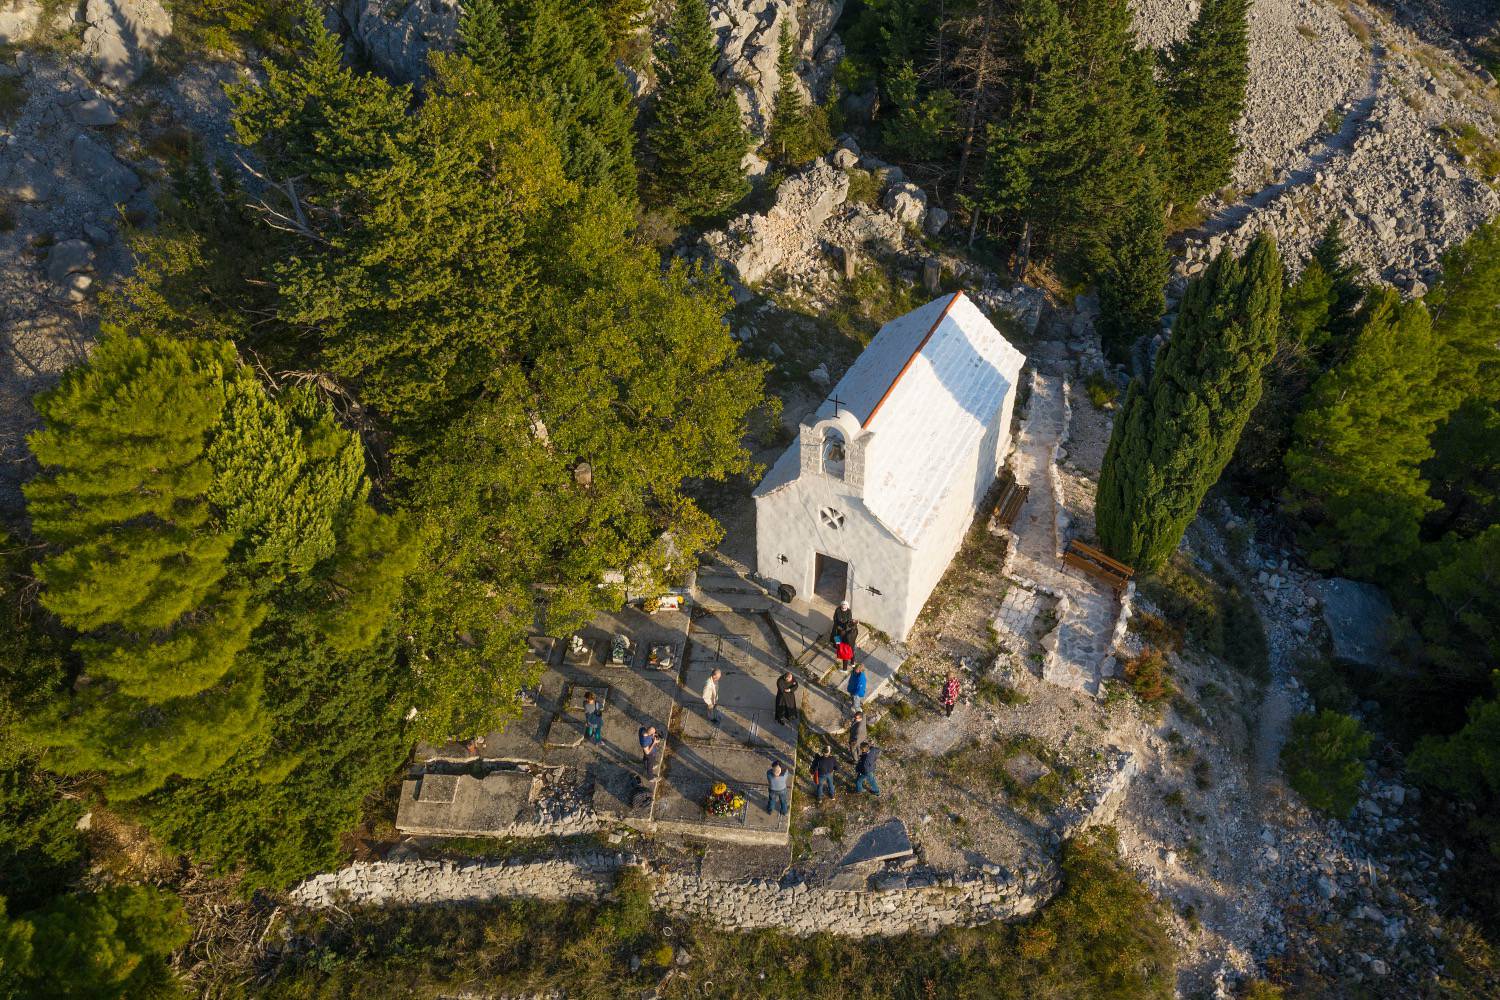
[1130,0,1366,188]
[289,851,1056,937]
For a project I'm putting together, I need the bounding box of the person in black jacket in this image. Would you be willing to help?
[854,742,880,796]
[831,601,858,648]
[812,746,838,802]
[774,670,799,726]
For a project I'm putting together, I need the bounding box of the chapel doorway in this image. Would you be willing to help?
[813,552,849,605]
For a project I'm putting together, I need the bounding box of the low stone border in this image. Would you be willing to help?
[288,854,1056,938]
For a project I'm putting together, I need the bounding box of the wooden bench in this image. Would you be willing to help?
[992,473,1030,529]
[1063,539,1134,591]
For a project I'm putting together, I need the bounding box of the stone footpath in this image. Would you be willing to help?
[288,853,1054,938]
[993,369,1127,696]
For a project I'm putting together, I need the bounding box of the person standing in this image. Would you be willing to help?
[583,691,604,744]
[847,709,867,761]
[941,672,961,718]
[812,746,838,803]
[831,600,856,647]
[836,640,854,673]
[854,741,881,796]
[774,670,799,727]
[846,662,867,712]
[639,724,661,779]
[703,668,723,726]
[766,760,790,815]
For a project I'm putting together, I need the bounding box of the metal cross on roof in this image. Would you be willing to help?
[829,394,845,416]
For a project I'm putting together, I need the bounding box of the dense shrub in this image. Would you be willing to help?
[1124,648,1175,704]
[1139,557,1269,682]
[1281,710,1371,817]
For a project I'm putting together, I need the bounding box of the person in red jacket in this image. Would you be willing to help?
[941,672,961,718]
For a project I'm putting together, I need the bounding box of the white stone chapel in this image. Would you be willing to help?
[754,292,1027,641]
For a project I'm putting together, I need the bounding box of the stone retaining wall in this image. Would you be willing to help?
[289,854,1055,938]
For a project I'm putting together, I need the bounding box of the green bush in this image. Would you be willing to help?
[844,168,881,206]
[1085,373,1120,410]
[1139,557,1269,682]
[1281,710,1371,816]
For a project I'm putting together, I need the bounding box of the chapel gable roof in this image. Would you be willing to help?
[755,292,1027,547]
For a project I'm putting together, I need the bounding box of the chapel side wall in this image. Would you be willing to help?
[754,476,915,641]
[896,378,1017,639]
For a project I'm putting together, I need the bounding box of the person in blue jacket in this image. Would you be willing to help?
[846,662,867,712]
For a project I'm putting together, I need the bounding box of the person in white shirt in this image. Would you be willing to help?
[703,668,722,726]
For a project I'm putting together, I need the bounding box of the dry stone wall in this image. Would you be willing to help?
[289,854,1054,937]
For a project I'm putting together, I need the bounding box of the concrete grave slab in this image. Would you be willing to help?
[653,743,792,846]
[593,763,655,823]
[415,773,458,804]
[396,768,539,837]
[1003,751,1050,787]
[838,818,914,867]
[526,635,560,668]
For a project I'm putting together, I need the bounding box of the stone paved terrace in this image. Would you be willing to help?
[403,604,800,846]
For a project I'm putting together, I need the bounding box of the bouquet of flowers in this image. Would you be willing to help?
[704,782,745,817]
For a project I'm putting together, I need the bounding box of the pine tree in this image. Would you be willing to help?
[1426,217,1500,404]
[975,0,1082,265]
[1283,289,1448,578]
[766,22,831,167]
[22,885,189,998]
[1059,0,1165,278]
[459,0,638,207]
[23,331,268,798]
[1159,0,1250,211]
[1096,177,1169,360]
[647,0,751,220]
[1423,397,1500,540]
[1097,234,1282,570]
[248,49,572,438]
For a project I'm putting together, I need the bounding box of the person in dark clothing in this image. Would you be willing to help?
[774,671,799,726]
[855,742,880,796]
[831,601,858,648]
[766,760,790,815]
[812,747,838,802]
[639,724,661,779]
[847,709,867,761]
[583,691,604,743]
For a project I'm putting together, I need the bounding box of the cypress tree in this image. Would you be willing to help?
[1097,234,1282,570]
[1284,289,1448,578]
[459,0,638,207]
[766,22,831,167]
[647,0,751,220]
[1158,0,1250,211]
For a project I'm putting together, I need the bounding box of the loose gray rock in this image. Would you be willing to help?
[71,98,118,126]
[924,206,950,236]
[46,239,95,285]
[70,132,140,204]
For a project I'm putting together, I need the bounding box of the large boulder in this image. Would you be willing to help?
[701,160,850,286]
[341,0,460,86]
[46,240,95,285]
[1311,578,1396,670]
[883,181,927,231]
[82,0,172,90]
[70,132,140,204]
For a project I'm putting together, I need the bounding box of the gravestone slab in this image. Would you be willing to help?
[416,773,458,803]
[1003,751,1050,787]
[838,818,914,867]
[397,769,538,836]
[526,635,560,667]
